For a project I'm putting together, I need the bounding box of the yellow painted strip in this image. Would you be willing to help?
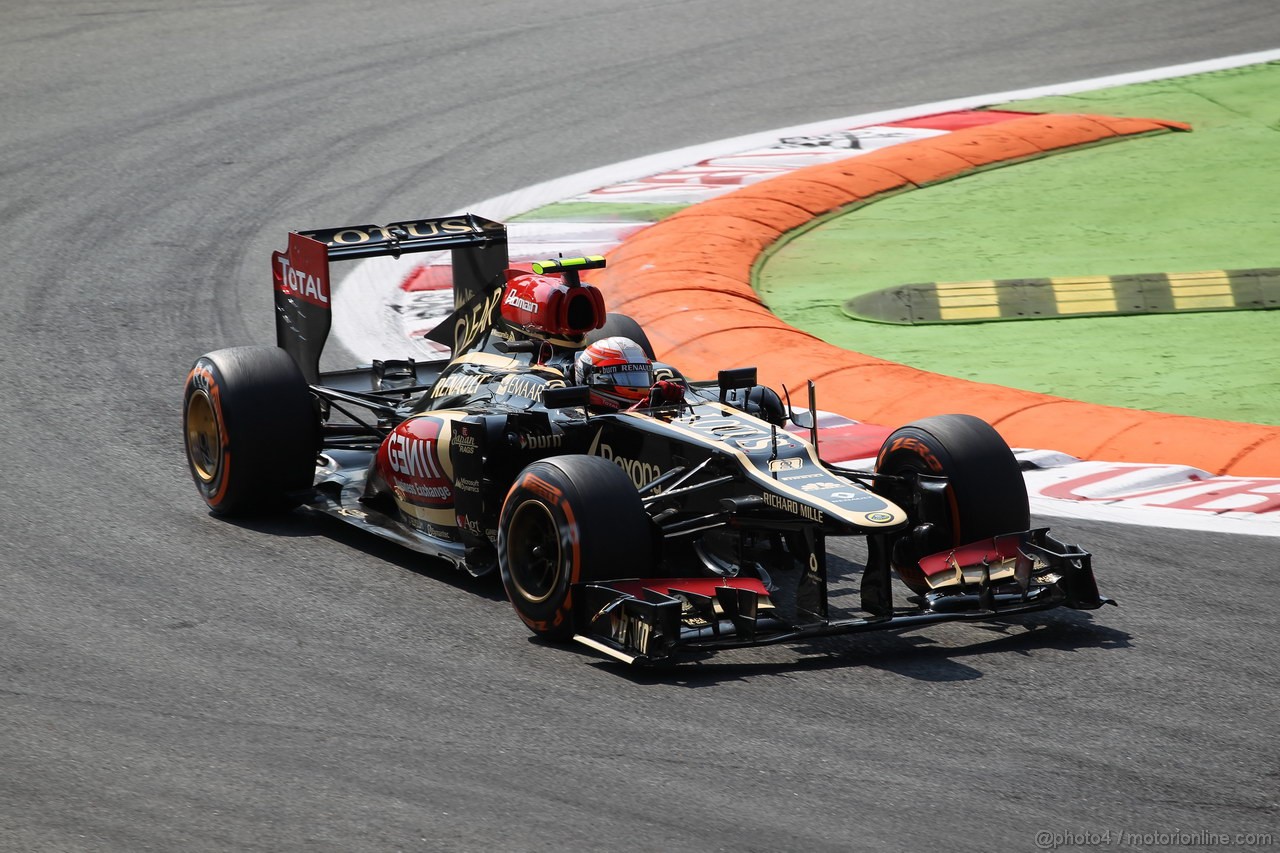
[1051,276,1117,314]
[1168,270,1236,309]
[846,267,1276,324]
[937,280,1000,321]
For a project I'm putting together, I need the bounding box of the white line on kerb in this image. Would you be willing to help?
[455,48,1280,220]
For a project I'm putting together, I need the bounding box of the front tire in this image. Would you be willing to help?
[498,455,653,640]
[874,414,1028,592]
[183,346,319,516]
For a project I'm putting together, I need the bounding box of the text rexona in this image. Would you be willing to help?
[594,442,662,488]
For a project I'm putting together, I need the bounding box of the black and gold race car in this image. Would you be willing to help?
[183,214,1111,664]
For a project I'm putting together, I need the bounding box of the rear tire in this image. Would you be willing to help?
[183,346,319,516]
[874,414,1028,592]
[584,313,655,360]
[498,455,653,640]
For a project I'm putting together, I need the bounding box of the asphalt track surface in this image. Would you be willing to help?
[3,3,1278,851]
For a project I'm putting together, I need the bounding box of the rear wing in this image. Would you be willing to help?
[272,214,508,383]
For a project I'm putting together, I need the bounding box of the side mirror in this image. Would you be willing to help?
[717,367,757,404]
[543,384,591,410]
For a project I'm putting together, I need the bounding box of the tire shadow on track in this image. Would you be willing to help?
[214,510,511,603]
[590,609,1130,687]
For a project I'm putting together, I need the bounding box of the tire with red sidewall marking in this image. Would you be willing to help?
[874,414,1028,592]
[499,455,652,640]
[183,346,319,516]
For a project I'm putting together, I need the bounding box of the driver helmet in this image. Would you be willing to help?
[573,336,654,411]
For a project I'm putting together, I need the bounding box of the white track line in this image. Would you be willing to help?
[454,48,1280,220]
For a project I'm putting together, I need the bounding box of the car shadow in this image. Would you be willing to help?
[217,508,509,602]
[221,510,1130,673]
[591,608,1130,686]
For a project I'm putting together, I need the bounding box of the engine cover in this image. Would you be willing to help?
[500,269,606,344]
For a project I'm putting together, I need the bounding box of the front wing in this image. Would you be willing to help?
[571,528,1113,665]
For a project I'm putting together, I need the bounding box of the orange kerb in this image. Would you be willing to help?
[593,112,1280,476]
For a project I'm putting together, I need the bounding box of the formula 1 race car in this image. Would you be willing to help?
[183,214,1112,664]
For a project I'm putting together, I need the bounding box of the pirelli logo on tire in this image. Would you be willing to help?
[842,267,1279,324]
[520,472,563,506]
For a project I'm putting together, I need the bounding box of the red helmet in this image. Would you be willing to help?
[574,337,654,411]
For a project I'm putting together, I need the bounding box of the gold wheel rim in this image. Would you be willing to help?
[185,390,222,483]
[507,501,562,604]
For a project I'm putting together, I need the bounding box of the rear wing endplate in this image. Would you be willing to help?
[272,214,508,383]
